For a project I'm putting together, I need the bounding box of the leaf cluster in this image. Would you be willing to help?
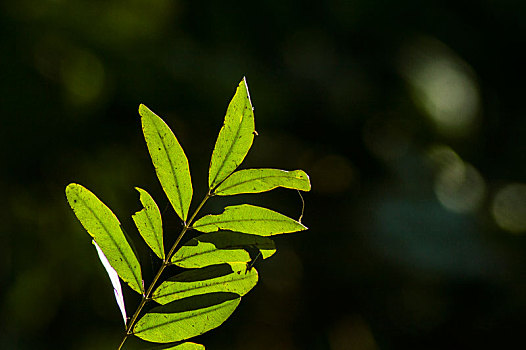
[65,78,310,349]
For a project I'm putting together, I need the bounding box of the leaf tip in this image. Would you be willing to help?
[241,77,253,110]
[139,104,155,121]
[65,183,83,205]
[65,182,79,192]
[303,172,312,192]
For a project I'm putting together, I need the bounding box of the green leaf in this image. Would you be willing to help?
[192,204,307,236]
[132,187,165,260]
[213,168,311,196]
[171,232,276,268]
[65,183,144,294]
[133,292,241,343]
[150,343,205,350]
[208,77,255,190]
[140,104,193,222]
[152,263,258,305]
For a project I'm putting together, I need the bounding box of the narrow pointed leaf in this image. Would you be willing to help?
[209,78,255,190]
[140,104,193,222]
[65,183,144,294]
[153,263,258,305]
[134,292,241,343]
[192,204,307,236]
[132,187,165,260]
[92,240,127,326]
[213,168,311,196]
[171,232,276,268]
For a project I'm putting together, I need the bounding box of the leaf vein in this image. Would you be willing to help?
[156,274,254,300]
[76,193,141,292]
[134,300,237,334]
[144,207,163,259]
[210,101,250,189]
[150,118,186,221]
[217,174,302,193]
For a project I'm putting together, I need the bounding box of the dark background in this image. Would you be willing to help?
[1,1,526,349]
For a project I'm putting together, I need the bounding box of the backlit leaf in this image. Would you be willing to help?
[151,343,205,350]
[171,232,276,268]
[132,187,165,260]
[92,240,127,326]
[153,263,258,304]
[140,104,193,222]
[66,183,144,294]
[213,168,311,195]
[208,78,255,190]
[192,204,307,236]
[133,292,240,343]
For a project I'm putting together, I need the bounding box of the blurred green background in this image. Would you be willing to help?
[1,0,526,349]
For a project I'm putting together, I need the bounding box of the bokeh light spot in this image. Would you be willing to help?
[398,36,481,137]
[492,183,526,233]
[428,145,485,213]
[427,144,463,171]
[60,49,105,106]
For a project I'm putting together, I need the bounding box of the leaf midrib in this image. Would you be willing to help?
[217,173,305,193]
[148,115,187,221]
[171,243,274,265]
[155,272,255,300]
[210,99,250,188]
[194,218,302,228]
[142,204,164,260]
[76,192,142,293]
[134,298,239,334]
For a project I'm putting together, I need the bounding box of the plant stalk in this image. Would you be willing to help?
[117,192,211,350]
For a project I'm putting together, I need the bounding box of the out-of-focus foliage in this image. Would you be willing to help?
[1,0,525,349]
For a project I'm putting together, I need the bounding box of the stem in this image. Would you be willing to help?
[117,334,128,350]
[117,192,212,350]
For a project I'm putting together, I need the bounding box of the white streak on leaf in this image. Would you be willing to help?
[93,240,127,326]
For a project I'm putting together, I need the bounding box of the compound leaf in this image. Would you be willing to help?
[132,187,165,260]
[65,183,144,294]
[140,104,193,222]
[133,292,240,343]
[209,78,255,190]
[192,204,307,236]
[171,232,276,268]
[213,168,311,196]
[92,240,127,326]
[153,263,258,305]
